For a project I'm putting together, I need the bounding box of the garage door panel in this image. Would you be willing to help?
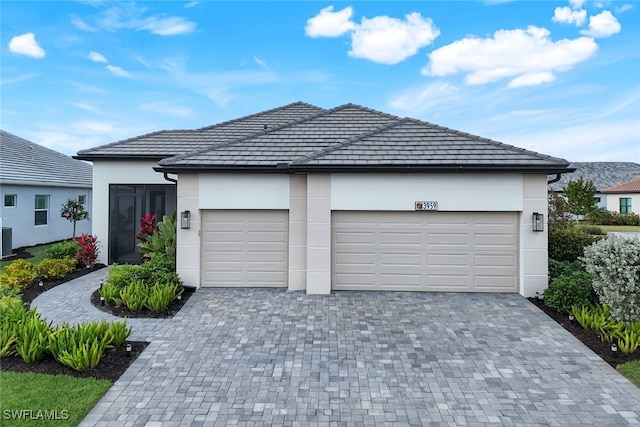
[202,210,288,288]
[333,211,518,292]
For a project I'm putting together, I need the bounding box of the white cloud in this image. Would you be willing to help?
[569,0,586,9]
[184,1,198,9]
[254,57,269,70]
[71,16,97,32]
[72,103,103,114]
[306,7,439,65]
[616,4,633,14]
[88,51,107,63]
[349,13,440,65]
[422,26,598,88]
[552,6,587,26]
[581,11,621,38]
[140,101,195,118]
[8,33,46,59]
[139,16,196,36]
[106,65,130,77]
[305,6,356,38]
[389,82,462,114]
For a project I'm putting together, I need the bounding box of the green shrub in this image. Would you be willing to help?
[35,257,77,280]
[45,241,80,259]
[146,283,182,312]
[587,208,640,226]
[99,282,123,307]
[543,270,596,314]
[583,237,640,324]
[138,254,180,287]
[138,214,176,260]
[548,259,584,281]
[55,338,106,372]
[14,311,51,363]
[120,280,148,311]
[103,321,131,348]
[0,259,34,291]
[105,264,140,288]
[548,227,603,262]
[579,225,605,235]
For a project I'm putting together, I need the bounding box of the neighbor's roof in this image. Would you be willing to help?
[548,162,640,192]
[603,177,640,194]
[75,102,324,160]
[157,104,571,174]
[0,130,92,188]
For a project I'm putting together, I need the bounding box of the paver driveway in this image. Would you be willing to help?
[33,270,640,426]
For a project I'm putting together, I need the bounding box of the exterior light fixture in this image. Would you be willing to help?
[100,295,105,306]
[568,313,575,324]
[611,342,618,358]
[126,342,132,358]
[532,212,544,232]
[38,280,43,288]
[181,210,191,229]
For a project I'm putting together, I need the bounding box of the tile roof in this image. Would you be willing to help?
[158,105,571,173]
[77,101,571,174]
[548,162,640,192]
[0,130,92,187]
[603,177,640,193]
[75,102,324,159]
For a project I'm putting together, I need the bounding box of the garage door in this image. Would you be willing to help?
[332,211,518,292]
[202,210,288,287]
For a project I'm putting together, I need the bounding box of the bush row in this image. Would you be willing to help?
[0,257,78,292]
[0,298,131,371]
[571,305,640,355]
[586,208,640,226]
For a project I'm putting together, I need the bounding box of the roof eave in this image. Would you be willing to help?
[74,154,171,161]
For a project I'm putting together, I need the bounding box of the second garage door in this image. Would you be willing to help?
[202,210,288,287]
[332,211,518,292]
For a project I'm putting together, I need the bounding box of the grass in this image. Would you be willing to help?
[0,371,111,426]
[0,242,58,271]
[596,225,640,233]
[618,360,640,387]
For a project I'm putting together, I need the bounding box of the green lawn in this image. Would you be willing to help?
[0,242,58,271]
[597,225,640,233]
[0,371,111,426]
[619,360,640,387]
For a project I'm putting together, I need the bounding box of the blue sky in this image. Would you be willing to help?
[2,1,639,162]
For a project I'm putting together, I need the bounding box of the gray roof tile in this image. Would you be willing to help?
[1,131,92,187]
[548,162,640,191]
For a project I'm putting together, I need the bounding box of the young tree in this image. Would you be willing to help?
[60,198,89,238]
[563,178,598,220]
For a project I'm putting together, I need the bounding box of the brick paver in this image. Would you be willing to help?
[32,270,640,426]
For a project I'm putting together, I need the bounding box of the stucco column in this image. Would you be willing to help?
[176,174,200,288]
[520,174,549,297]
[288,175,307,291]
[306,174,331,294]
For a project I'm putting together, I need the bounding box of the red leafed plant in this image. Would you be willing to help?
[137,213,157,243]
[76,234,100,268]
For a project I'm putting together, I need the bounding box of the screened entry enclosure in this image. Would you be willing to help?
[108,184,176,264]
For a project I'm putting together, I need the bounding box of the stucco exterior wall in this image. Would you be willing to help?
[0,184,91,248]
[605,194,640,215]
[92,161,172,264]
[520,174,549,297]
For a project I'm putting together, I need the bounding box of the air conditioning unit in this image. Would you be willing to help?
[1,227,12,258]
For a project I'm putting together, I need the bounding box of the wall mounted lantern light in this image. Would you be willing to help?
[181,210,191,229]
[532,212,544,232]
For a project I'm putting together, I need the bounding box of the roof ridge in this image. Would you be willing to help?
[160,103,395,166]
[195,101,323,132]
[292,118,408,165]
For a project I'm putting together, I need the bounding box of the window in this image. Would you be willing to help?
[35,195,49,226]
[620,197,632,214]
[594,197,601,203]
[78,195,86,205]
[4,194,16,207]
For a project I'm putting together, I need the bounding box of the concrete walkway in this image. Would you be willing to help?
[32,270,640,426]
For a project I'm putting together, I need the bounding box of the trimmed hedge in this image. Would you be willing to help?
[548,226,603,262]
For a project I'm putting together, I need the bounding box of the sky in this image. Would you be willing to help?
[1,0,639,163]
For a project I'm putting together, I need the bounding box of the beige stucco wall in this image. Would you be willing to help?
[92,160,172,265]
[520,174,549,297]
[176,174,200,288]
[605,194,640,215]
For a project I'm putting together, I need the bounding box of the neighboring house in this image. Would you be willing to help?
[76,102,572,297]
[0,131,92,251]
[548,162,640,209]
[603,177,640,215]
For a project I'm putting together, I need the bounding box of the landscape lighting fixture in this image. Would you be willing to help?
[611,342,618,358]
[100,295,105,306]
[126,342,132,358]
[532,212,544,232]
[38,280,43,288]
[181,210,191,229]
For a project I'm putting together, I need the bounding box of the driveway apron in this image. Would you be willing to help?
[31,270,640,426]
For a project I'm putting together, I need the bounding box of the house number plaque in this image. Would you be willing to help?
[415,201,438,211]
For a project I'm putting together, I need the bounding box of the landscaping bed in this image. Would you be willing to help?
[529,297,639,368]
[90,286,195,319]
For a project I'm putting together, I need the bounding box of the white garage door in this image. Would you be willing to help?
[332,211,518,292]
[202,210,288,287]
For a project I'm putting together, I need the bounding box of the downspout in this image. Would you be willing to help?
[547,173,562,184]
[163,172,178,184]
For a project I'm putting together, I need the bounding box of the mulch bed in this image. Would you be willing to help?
[528,298,640,368]
[89,286,195,319]
[1,263,192,381]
